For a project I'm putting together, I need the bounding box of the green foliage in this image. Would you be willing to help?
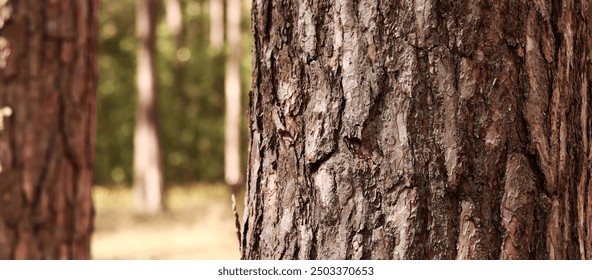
[96,0,137,185]
[96,0,251,185]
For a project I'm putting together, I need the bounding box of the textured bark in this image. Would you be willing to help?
[242,0,592,259]
[134,0,163,214]
[210,0,225,50]
[0,0,98,259]
[224,0,242,188]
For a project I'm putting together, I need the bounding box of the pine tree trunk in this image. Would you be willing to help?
[242,0,592,259]
[164,0,183,49]
[224,0,242,189]
[0,0,98,259]
[135,0,163,214]
[164,0,188,139]
[210,0,224,50]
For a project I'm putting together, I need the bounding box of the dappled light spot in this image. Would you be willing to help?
[176,47,191,62]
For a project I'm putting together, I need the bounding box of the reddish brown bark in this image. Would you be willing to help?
[242,0,592,259]
[0,0,98,259]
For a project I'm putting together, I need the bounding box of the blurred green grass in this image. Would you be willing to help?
[92,184,243,260]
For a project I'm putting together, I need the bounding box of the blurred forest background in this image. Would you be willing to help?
[97,0,250,186]
[92,0,251,259]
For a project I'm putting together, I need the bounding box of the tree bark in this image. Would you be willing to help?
[210,0,224,50]
[224,0,242,189]
[135,0,163,214]
[0,0,98,259]
[242,0,592,259]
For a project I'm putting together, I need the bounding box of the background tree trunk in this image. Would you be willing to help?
[135,0,163,214]
[164,0,183,50]
[242,0,592,259]
[210,0,224,50]
[0,0,98,259]
[164,0,188,143]
[224,0,242,190]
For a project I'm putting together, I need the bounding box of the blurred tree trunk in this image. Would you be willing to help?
[0,0,98,259]
[242,0,592,259]
[164,0,188,131]
[164,0,183,50]
[135,0,163,214]
[224,0,242,190]
[210,0,224,50]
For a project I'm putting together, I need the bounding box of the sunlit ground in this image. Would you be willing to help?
[91,184,243,259]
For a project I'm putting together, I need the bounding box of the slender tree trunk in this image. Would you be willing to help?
[224,0,242,190]
[0,0,98,259]
[242,0,592,259]
[135,0,163,214]
[210,0,224,50]
[164,0,183,49]
[164,0,188,132]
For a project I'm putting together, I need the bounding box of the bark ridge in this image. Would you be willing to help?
[243,0,592,260]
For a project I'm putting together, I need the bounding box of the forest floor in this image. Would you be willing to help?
[91,184,243,260]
